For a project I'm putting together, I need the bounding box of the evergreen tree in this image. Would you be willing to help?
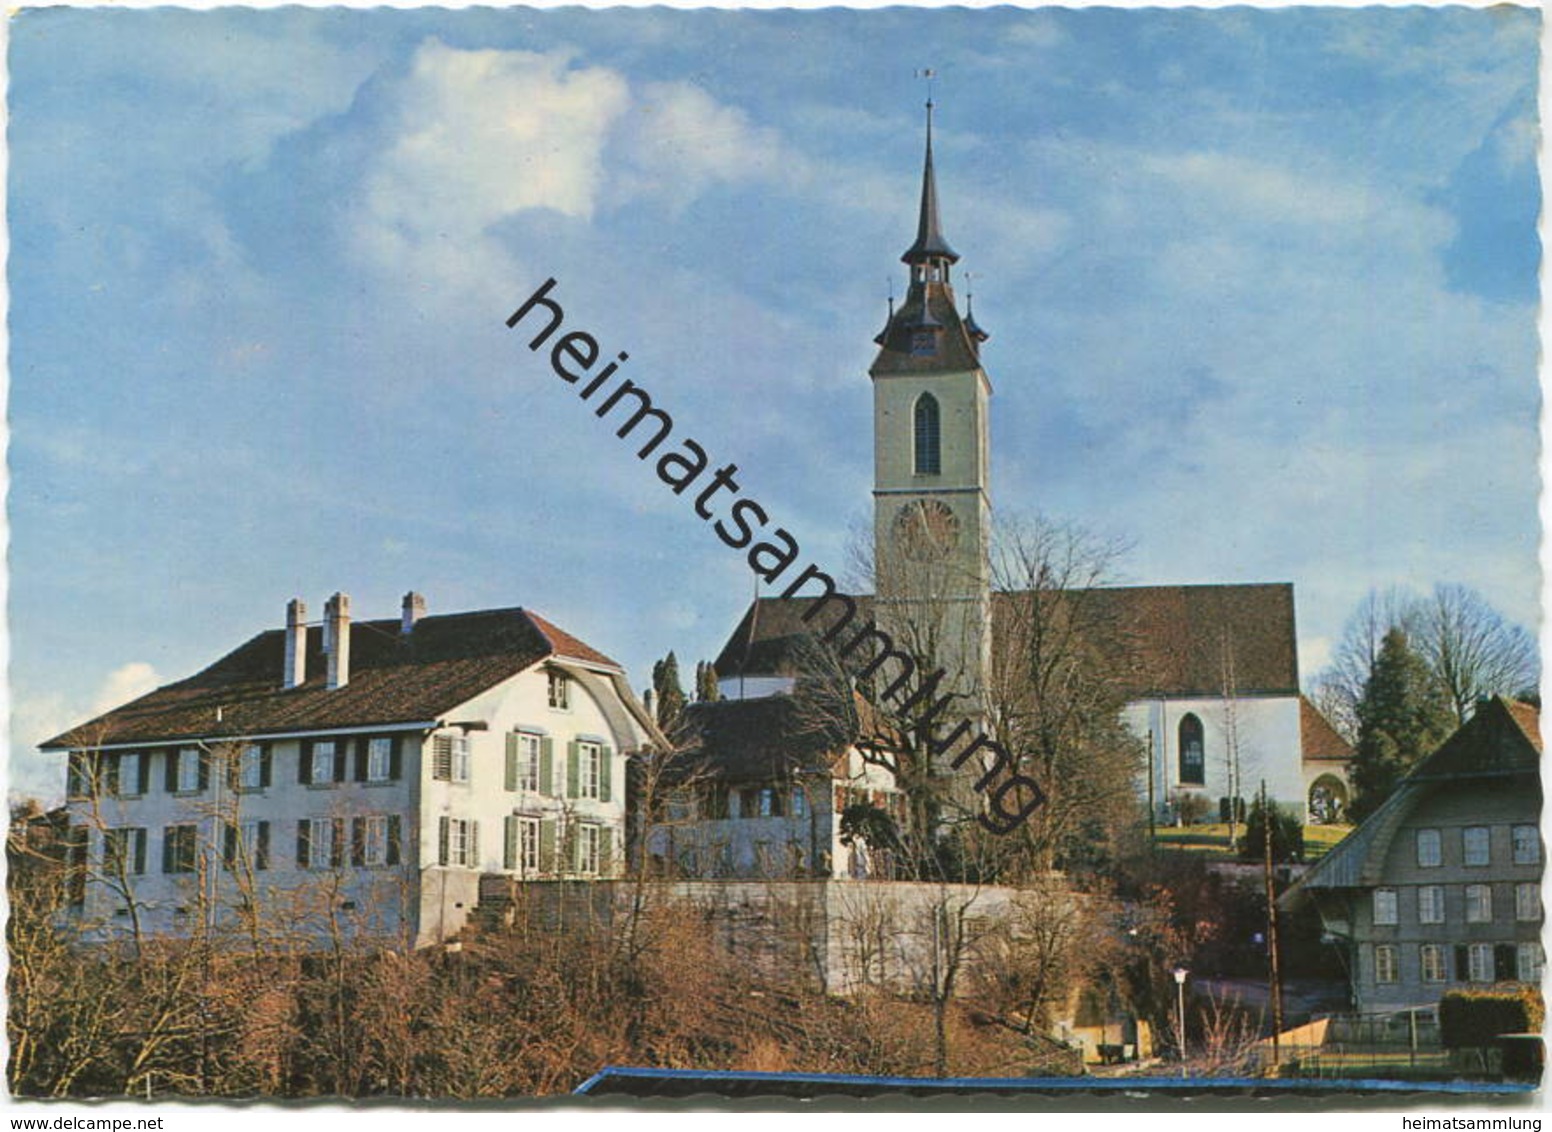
[695,660,721,703]
[1348,628,1454,823]
[651,652,687,729]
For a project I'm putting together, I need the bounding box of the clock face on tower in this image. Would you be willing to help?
[893,499,961,560]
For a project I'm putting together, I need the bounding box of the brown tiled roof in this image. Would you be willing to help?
[1300,696,1353,763]
[524,609,622,669]
[40,607,619,750]
[714,583,1299,699]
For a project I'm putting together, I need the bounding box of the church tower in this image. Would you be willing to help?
[871,101,993,712]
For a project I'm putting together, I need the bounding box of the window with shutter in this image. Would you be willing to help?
[567,741,581,798]
[163,825,197,874]
[1466,884,1493,923]
[1468,942,1494,982]
[176,748,203,794]
[386,815,402,866]
[299,742,314,786]
[104,828,147,876]
[1516,883,1540,921]
[366,737,394,783]
[1378,888,1403,925]
[438,816,450,865]
[577,825,600,875]
[238,744,266,791]
[1418,885,1445,924]
[1513,824,1540,865]
[115,752,143,796]
[1517,942,1544,982]
[301,819,335,870]
[539,818,557,875]
[1463,826,1491,867]
[539,738,554,795]
[1421,944,1447,983]
[599,746,613,803]
[310,741,337,786]
[503,815,518,869]
[1374,945,1398,984]
[452,737,470,783]
[504,736,520,792]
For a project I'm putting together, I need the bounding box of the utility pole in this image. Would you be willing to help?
[1261,780,1285,1065]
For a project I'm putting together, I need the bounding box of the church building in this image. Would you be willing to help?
[676,102,1348,846]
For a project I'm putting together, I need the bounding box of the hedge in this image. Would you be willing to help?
[1438,986,1545,1049]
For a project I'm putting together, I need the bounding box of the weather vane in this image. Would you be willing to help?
[915,67,937,106]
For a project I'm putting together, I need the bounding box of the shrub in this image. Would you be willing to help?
[1439,986,1545,1049]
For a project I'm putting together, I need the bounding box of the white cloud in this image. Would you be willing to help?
[609,80,807,212]
[91,662,162,716]
[351,40,630,282]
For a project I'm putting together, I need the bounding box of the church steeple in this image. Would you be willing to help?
[902,101,959,272]
[870,100,984,376]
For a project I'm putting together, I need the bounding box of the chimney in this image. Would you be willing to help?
[325,592,351,690]
[284,598,307,689]
[401,591,426,635]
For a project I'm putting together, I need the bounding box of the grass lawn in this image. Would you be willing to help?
[1153,822,1354,860]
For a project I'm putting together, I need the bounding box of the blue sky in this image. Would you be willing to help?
[7,5,1541,802]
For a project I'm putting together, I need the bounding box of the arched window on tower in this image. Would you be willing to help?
[1178,714,1205,786]
[914,394,941,476]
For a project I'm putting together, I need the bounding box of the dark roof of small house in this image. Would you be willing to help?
[714,583,1299,699]
[1300,697,1353,764]
[1287,696,1542,896]
[40,606,622,750]
[663,687,859,787]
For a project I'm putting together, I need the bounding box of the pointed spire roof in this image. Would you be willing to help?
[902,101,959,267]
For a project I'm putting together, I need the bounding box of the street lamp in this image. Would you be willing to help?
[1172,967,1189,1077]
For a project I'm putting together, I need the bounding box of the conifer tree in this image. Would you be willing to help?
[651,652,687,729]
[695,660,721,703]
[1348,628,1454,823]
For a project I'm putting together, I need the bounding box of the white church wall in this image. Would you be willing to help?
[1125,694,1305,822]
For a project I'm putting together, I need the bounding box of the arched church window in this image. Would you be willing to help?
[1178,714,1205,786]
[914,394,941,475]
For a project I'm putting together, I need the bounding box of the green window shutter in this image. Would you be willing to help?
[539,817,557,875]
[388,736,402,782]
[540,738,554,796]
[386,816,402,866]
[504,734,519,792]
[599,828,615,876]
[469,821,480,868]
[162,827,175,874]
[566,741,580,798]
[599,746,614,803]
[297,822,311,869]
[438,816,450,867]
[503,815,517,870]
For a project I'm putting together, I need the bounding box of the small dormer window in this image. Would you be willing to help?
[548,672,570,711]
